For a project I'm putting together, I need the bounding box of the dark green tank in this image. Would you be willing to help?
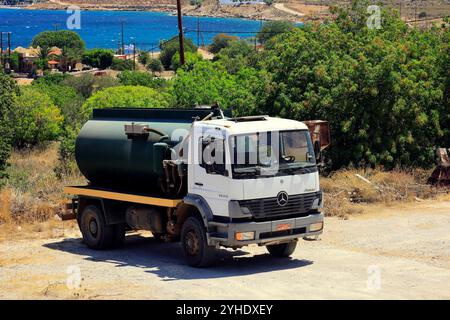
[75,108,225,194]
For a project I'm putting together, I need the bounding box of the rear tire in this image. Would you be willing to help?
[266,240,297,257]
[79,205,114,250]
[181,216,217,267]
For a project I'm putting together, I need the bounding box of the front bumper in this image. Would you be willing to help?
[207,212,324,247]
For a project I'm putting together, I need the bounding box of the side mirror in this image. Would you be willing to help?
[314,141,321,161]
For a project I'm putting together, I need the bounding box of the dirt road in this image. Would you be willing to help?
[274,3,305,17]
[1,201,450,299]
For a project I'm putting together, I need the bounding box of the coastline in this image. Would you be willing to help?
[14,2,310,23]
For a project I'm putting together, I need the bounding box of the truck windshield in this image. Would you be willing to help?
[230,130,316,179]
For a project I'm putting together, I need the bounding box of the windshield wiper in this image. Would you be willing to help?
[280,164,316,174]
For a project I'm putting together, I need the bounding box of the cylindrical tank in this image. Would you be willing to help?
[75,108,220,194]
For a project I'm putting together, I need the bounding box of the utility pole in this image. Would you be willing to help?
[121,20,125,55]
[176,0,185,66]
[133,42,136,70]
[414,0,417,21]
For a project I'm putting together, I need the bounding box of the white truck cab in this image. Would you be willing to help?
[182,115,324,259]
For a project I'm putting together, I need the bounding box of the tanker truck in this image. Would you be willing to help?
[64,106,327,267]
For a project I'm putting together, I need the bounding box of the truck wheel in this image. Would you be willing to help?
[80,205,114,250]
[181,216,217,267]
[266,241,297,257]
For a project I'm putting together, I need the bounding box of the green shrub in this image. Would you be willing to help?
[147,58,164,74]
[257,20,295,45]
[62,73,96,98]
[159,36,197,70]
[11,86,63,148]
[0,73,18,183]
[214,40,255,74]
[33,73,72,86]
[81,85,172,119]
[111,58,135,71]
[208,33,239,54]
[138,51,150,65]
[61,74,118,99]
[82,49,114,69]
[117,70,154,86]
[171,60,260,110]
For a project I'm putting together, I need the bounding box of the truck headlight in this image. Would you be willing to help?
[235,231,255,241]
[309,222,323,232]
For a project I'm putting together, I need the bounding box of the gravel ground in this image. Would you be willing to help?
[0,201,450,300]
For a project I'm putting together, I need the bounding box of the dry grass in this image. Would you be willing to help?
[321,167,448,218]
[1,143,85,226]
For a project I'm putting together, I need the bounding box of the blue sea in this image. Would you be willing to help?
[0,8,263,51]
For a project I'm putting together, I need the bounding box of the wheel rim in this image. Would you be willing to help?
[184,230,200,256]
[88,218,98,238]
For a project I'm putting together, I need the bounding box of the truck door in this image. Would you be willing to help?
[189,126,230,218]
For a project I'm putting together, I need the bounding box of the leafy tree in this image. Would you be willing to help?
[0,72,18,183]
[33,73,71,85]
[257,20,295,45]
[159,36,197,69]
[82,49,114,69]
[111,58,135,71]
[138,51,150,65]
[31,31,85,70]
[171,60,261,111]
[118,70,154,86]
[214,39,255,74]
[81,86,172,119]
[117,70,169,89]
[32,78,86,132]
[32,30,85,54]
[62,73,119,99]
[147,58,164,74]
[171,51,203,71]
[257,1,448,168]
[208,33,239,54]
[11,86,63,147]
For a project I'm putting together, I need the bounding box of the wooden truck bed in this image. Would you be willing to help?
[64,186,182,208]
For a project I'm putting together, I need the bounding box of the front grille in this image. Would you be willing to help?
[238,191,321,219]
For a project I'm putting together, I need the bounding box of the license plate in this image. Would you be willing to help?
[276,223,292,231]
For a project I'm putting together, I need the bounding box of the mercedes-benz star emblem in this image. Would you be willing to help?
[277,191,289,207]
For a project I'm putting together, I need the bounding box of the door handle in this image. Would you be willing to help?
[195,182,203,186]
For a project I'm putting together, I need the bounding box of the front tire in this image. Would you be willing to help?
[180,216,217,267]
[266,240,297,257]
[79,205,114,250]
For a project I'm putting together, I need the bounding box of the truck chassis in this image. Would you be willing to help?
[64,186,324,267]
